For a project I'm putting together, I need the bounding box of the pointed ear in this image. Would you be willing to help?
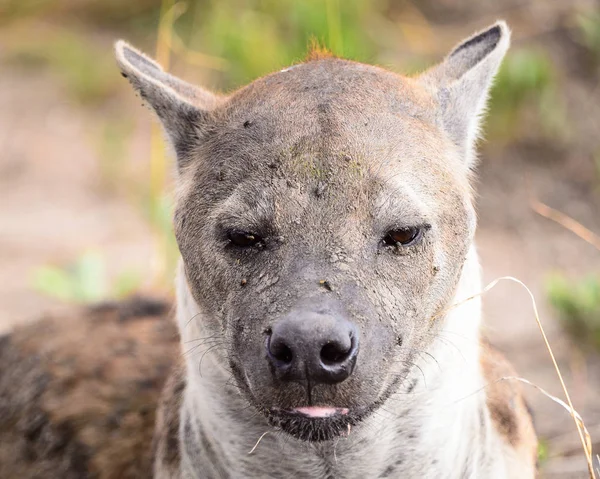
[418,21,510,167]
[115,40,221,168]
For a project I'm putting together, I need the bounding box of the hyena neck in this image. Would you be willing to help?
[173,248,505,478]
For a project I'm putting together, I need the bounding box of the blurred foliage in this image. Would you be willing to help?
[2,0,592,300]
[3,0,566,133]
[5,29,120,104]
[537,437,550,466]
[143,191,180,288]
[547,273,600,353]
[487,49,565,143]
[574,8,600,65]
[181,0,379,89]
[33,251,142,303]
[96,117,135,191]
[595,150,600,188]
[0,0,160,28]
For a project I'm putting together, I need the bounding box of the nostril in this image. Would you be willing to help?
[320,341,351,366]
[267,317,359,384]
[273,343,293,364]
[268,336,293,364]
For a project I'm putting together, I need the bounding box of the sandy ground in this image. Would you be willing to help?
[1,66,600,477]
[0,68,157,330]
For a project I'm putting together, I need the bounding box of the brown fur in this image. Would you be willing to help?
[152,365,185,477]
[0,23,537,477]
[0,297,178,478]
[304,41,335,62]
[0,300,536,477]
[480,341,538,467]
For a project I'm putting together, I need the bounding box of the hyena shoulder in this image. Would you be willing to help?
[481,340,538,473]
[153,366,186,478]
[0,298,178,479]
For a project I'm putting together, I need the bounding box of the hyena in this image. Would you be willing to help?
[0,21,536,478]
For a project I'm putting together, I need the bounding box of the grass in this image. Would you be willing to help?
[574,7,600,67]
[538,437,550,466]
[487,48,566,143]
[538,199,600,355]
[547,274,600,352]
[454,276,597,477]
[531,199,600,355]
[179,0,379,89]
[5,27,121,105]
[531,201,599,476]
[96,117,135,192]
[33,251,141,303]
[595,150,600,191]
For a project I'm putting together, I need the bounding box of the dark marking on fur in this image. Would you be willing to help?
[154,369,185,470]
[481,340,537,461]
[379,464,396,477]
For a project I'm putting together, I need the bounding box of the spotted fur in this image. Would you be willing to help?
[123,20,536,479]
[0,298,178,478]
[0,20,537,479]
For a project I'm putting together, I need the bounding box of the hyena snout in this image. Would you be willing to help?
[266,307,359,385]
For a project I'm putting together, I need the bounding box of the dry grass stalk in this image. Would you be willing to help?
[248,431,270,455]
[531,198,600,251]
[434,276,596,478]
[528,197,600,477]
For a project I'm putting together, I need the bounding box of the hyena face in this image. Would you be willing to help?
[116,23,509,442]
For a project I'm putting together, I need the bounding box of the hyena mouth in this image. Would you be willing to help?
[267,406,365,442]
[264,373,413,442]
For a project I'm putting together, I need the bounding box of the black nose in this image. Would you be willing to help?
[266,310,359,385]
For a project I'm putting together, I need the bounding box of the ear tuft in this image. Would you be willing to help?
[419,21,511,167]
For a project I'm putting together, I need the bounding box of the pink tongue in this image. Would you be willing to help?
[293,407,349,418]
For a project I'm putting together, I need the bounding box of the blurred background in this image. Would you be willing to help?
[1,0,599,476]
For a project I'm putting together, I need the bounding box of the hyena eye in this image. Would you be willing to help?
[228,230,263,248]
[382,227,422,247]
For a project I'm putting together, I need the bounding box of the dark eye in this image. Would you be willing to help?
[382,227,422,247]
[228,230,263,248]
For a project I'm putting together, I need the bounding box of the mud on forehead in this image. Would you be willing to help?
[184,58,470,222]
[212,60,455,156]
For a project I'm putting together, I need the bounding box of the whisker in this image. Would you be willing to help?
[183,311,203,329]
[182,340,227,358]
[183,333,225,344]
[198,343,227,377]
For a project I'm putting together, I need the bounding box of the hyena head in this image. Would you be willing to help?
[116,22,509,442]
